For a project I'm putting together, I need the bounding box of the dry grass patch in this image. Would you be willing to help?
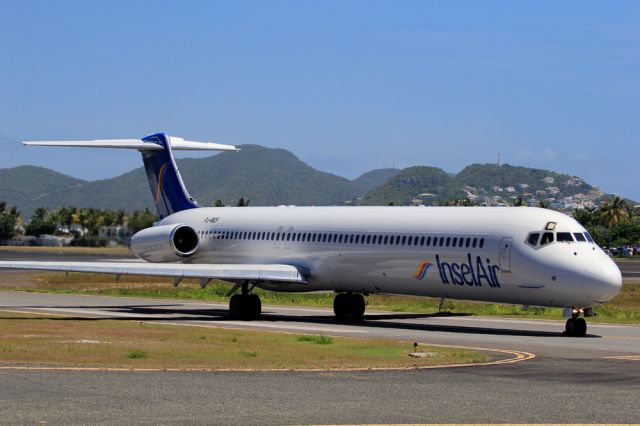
[0,311,486,370]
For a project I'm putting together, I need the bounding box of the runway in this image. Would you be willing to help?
[1,291,640,424]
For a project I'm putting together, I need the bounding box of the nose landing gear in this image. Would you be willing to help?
[564,308,588,337]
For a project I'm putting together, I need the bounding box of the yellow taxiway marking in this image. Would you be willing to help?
[604,355,640,361]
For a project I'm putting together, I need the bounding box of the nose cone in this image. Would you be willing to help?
[583,257,622,304]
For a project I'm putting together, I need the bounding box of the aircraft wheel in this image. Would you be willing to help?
[574,318,587,337]
[348,293,365,320]
[246,294,262,320]
[333,293,350,320]
[229,294,243,320]
[565,318,576,336]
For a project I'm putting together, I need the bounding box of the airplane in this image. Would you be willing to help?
[0,133,622,337]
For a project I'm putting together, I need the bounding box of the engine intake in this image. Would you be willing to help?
[130,224,199,262]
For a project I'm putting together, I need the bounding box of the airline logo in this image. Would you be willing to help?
[155,162,169,203]
[414,254,501,288]
[413,260,433,280]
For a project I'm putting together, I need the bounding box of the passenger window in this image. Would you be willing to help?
[452,237,457,247]
[421,236,426,246]
[573,232,586,242]
[407,236,412,245]
[439,237,444,246]
[465,238,470,248]
[446,237,451,247]
[557,232,574,242]
[472,238,477,248]
[527,233,540,246]
[414,237,419,246]
[540,232,554,245]
[402,236,407,245]
[479,238,484,248]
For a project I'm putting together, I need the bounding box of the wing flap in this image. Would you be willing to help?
[0,261,307,284]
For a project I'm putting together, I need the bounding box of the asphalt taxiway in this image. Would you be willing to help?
[1,250,640,424]
[1,291,640,424]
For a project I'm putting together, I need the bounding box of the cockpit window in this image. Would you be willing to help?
[584,232,594,243]
[556,232,574,242]
[540,232,554,246]
[573,232,586,242]
[527,233,540,246]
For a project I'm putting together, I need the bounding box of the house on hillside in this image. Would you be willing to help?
[99,225,131,243]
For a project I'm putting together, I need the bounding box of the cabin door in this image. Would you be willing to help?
[499,237,512,272]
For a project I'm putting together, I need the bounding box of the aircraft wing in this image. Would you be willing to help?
[0,261,307,284]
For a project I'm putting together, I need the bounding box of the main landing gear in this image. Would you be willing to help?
[564,308,588,337]
[229,281,261,320]
[333,292,366,320]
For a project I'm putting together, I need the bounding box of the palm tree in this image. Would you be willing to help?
[600,196,630,227]
[236,197,250,207]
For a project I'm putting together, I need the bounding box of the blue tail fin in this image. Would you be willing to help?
[140,133,199,219]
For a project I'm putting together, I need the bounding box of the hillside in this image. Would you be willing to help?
[2,145,395,218]
[0,147,617,218]
[358,166,465,205]
[0,166,87,209]
[357,163,607,209]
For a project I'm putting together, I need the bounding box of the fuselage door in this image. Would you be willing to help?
[499,237,513,272]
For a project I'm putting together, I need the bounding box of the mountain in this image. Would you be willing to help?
[0,146,618,218]
[2,145,393,218]
[357,163,608,209]
[0,166,87,209]
[350,168,400,197]
[358,166,465,205]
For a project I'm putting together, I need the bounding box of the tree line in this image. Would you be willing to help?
[572,196,640,248]
[1,196,637,248]
[0,202,157,244]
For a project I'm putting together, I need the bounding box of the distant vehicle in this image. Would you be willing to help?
[0,134,622,337]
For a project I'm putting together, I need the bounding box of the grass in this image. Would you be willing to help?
[297,335,333,345]
[0,245,130,255]
[0,311,485,369]
[3,271,640,324]
[127,350,148,359]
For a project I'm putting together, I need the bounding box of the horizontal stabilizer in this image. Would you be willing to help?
[22,136,238,152]
[0,261,307,284]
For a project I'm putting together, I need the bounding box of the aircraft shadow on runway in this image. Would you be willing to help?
[1,303,601,338]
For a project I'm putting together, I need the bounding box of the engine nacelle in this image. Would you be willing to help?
[130,224,199,262]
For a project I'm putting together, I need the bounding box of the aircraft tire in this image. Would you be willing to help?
[348,293,365,320]
[574,318,587,337]
[229,294,243,320]
[246,294,262,320]
[333,293,350,320]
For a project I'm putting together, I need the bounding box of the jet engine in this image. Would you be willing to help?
[130,224,199,262]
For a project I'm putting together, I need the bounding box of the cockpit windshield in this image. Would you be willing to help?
[527,230,594,247]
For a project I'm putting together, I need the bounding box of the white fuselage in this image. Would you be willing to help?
[159,206,622,309]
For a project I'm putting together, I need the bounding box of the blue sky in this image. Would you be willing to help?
[1,1,638,200]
